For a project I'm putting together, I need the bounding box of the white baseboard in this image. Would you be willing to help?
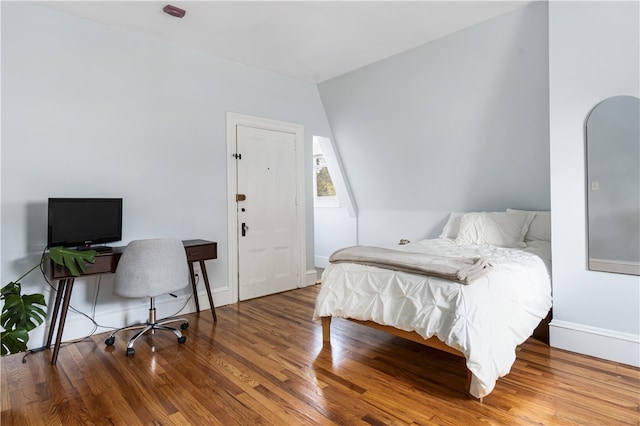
[303,269,319,286]
[315,255,330,269]
[549,320,640,367]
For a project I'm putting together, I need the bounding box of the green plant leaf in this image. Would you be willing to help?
[49,246,96,277]
[0,329,28,355]
[20,294,47,331]
[0,281,21,300]
[1,285,47,332]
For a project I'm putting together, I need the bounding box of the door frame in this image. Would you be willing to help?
[226,112,306,304]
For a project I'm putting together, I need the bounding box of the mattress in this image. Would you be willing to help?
[313,238,552,398]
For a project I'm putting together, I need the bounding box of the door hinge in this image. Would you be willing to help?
[233,153,242,159]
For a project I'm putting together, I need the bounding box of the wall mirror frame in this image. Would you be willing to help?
[585,95,640,276]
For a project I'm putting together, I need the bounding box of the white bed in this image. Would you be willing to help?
[313,210,552,399]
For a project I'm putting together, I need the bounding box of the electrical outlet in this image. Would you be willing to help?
[192,264,200,285]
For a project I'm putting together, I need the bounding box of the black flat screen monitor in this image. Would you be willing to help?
[47,198,123,249]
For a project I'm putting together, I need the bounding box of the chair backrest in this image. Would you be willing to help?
[114,238,189,298]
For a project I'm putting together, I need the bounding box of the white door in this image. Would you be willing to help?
[236,125,299,300]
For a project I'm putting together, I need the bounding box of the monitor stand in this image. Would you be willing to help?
[78,245,113,253]
[92,246,113,253]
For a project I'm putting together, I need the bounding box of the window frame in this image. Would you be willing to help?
[312,147,340,207]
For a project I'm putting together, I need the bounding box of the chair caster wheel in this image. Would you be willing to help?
[178,336,186,344]
[180,322,189,330]
[105,336,115,346]
[126,347,135,357]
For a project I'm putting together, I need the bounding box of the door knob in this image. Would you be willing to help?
[242,222,248,237]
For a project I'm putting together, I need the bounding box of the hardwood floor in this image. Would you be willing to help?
[1,284,638,425]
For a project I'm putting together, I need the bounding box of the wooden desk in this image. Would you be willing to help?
[46,239,217,364]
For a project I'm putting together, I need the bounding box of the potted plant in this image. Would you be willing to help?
[0,247,97,355]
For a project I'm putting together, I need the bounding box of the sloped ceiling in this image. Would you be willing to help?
[32,1,534,83]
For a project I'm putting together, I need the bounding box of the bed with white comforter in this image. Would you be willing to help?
[313,211,552,399]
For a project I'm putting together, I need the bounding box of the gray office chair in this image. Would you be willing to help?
[104,238,190,356]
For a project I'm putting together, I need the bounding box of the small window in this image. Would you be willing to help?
[313,139,339,206]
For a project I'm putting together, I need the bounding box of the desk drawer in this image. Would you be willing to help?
[185,242,217,262]
[49,251,122,279]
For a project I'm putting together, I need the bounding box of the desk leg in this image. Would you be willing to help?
[199,260,217,322]
[45,278,67,349]
[188,262,201,313]
[51,278,75,365]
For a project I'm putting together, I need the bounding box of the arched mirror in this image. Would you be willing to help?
[586,95,640,275]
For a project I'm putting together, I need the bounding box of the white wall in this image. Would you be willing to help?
[548,1,640,366]
[1,2,332,347]
[314,208,357,268]
[318,2,550,246]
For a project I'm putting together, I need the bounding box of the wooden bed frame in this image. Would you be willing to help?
[320,311,552,401]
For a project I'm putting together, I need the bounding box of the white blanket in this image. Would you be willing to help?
[313,238,552,399]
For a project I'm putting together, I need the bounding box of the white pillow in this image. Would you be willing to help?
[438,212,464,238]
[507,209,551,241]
[455,211,535,248]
